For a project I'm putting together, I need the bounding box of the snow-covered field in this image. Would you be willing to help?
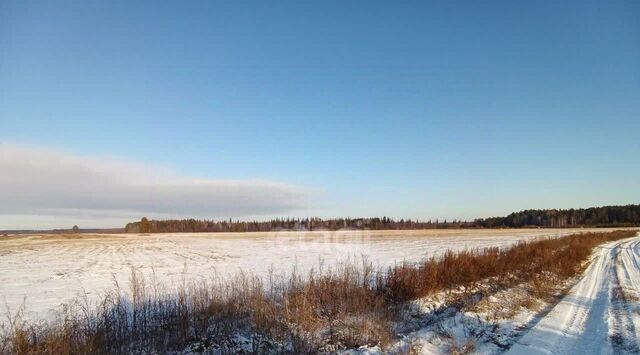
[0,228,628,324]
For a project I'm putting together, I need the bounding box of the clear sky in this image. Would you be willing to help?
[1,1,639,229]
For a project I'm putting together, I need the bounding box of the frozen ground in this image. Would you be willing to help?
[0,228,624,323]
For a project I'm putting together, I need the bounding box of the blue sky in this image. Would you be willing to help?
[1,1,639,228]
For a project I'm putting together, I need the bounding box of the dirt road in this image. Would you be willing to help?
[508,234,640,354]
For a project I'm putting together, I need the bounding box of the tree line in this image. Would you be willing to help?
[124,204,640,233]
[472,204,640,228]
[125,216,471,233]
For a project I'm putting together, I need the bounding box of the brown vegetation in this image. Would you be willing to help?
[379,230,636,303]
[1,230,636,354]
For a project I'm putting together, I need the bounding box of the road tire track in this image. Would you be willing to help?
[507,234,640,355]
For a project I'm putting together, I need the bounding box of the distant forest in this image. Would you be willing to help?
[124,204,640,233]
[473,204,640,228]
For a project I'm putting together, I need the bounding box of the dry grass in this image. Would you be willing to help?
[1,264,393,354]
[446,338,476,355]
[1,230,636,354]
[379,230,636,303]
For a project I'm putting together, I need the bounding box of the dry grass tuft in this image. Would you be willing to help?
[446,338,476,355]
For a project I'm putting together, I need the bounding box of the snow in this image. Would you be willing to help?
[0,228,595,322]
[507,234,640,354]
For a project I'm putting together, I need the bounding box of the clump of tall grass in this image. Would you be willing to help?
[1,230,636,354]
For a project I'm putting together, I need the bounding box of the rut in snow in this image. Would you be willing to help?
[507,235,640,355]
[610,239,640,354]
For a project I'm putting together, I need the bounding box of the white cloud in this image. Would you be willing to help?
[0,143,310,228]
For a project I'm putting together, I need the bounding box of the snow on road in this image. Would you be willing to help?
[507,233,640,355]
[0,228,602,322]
